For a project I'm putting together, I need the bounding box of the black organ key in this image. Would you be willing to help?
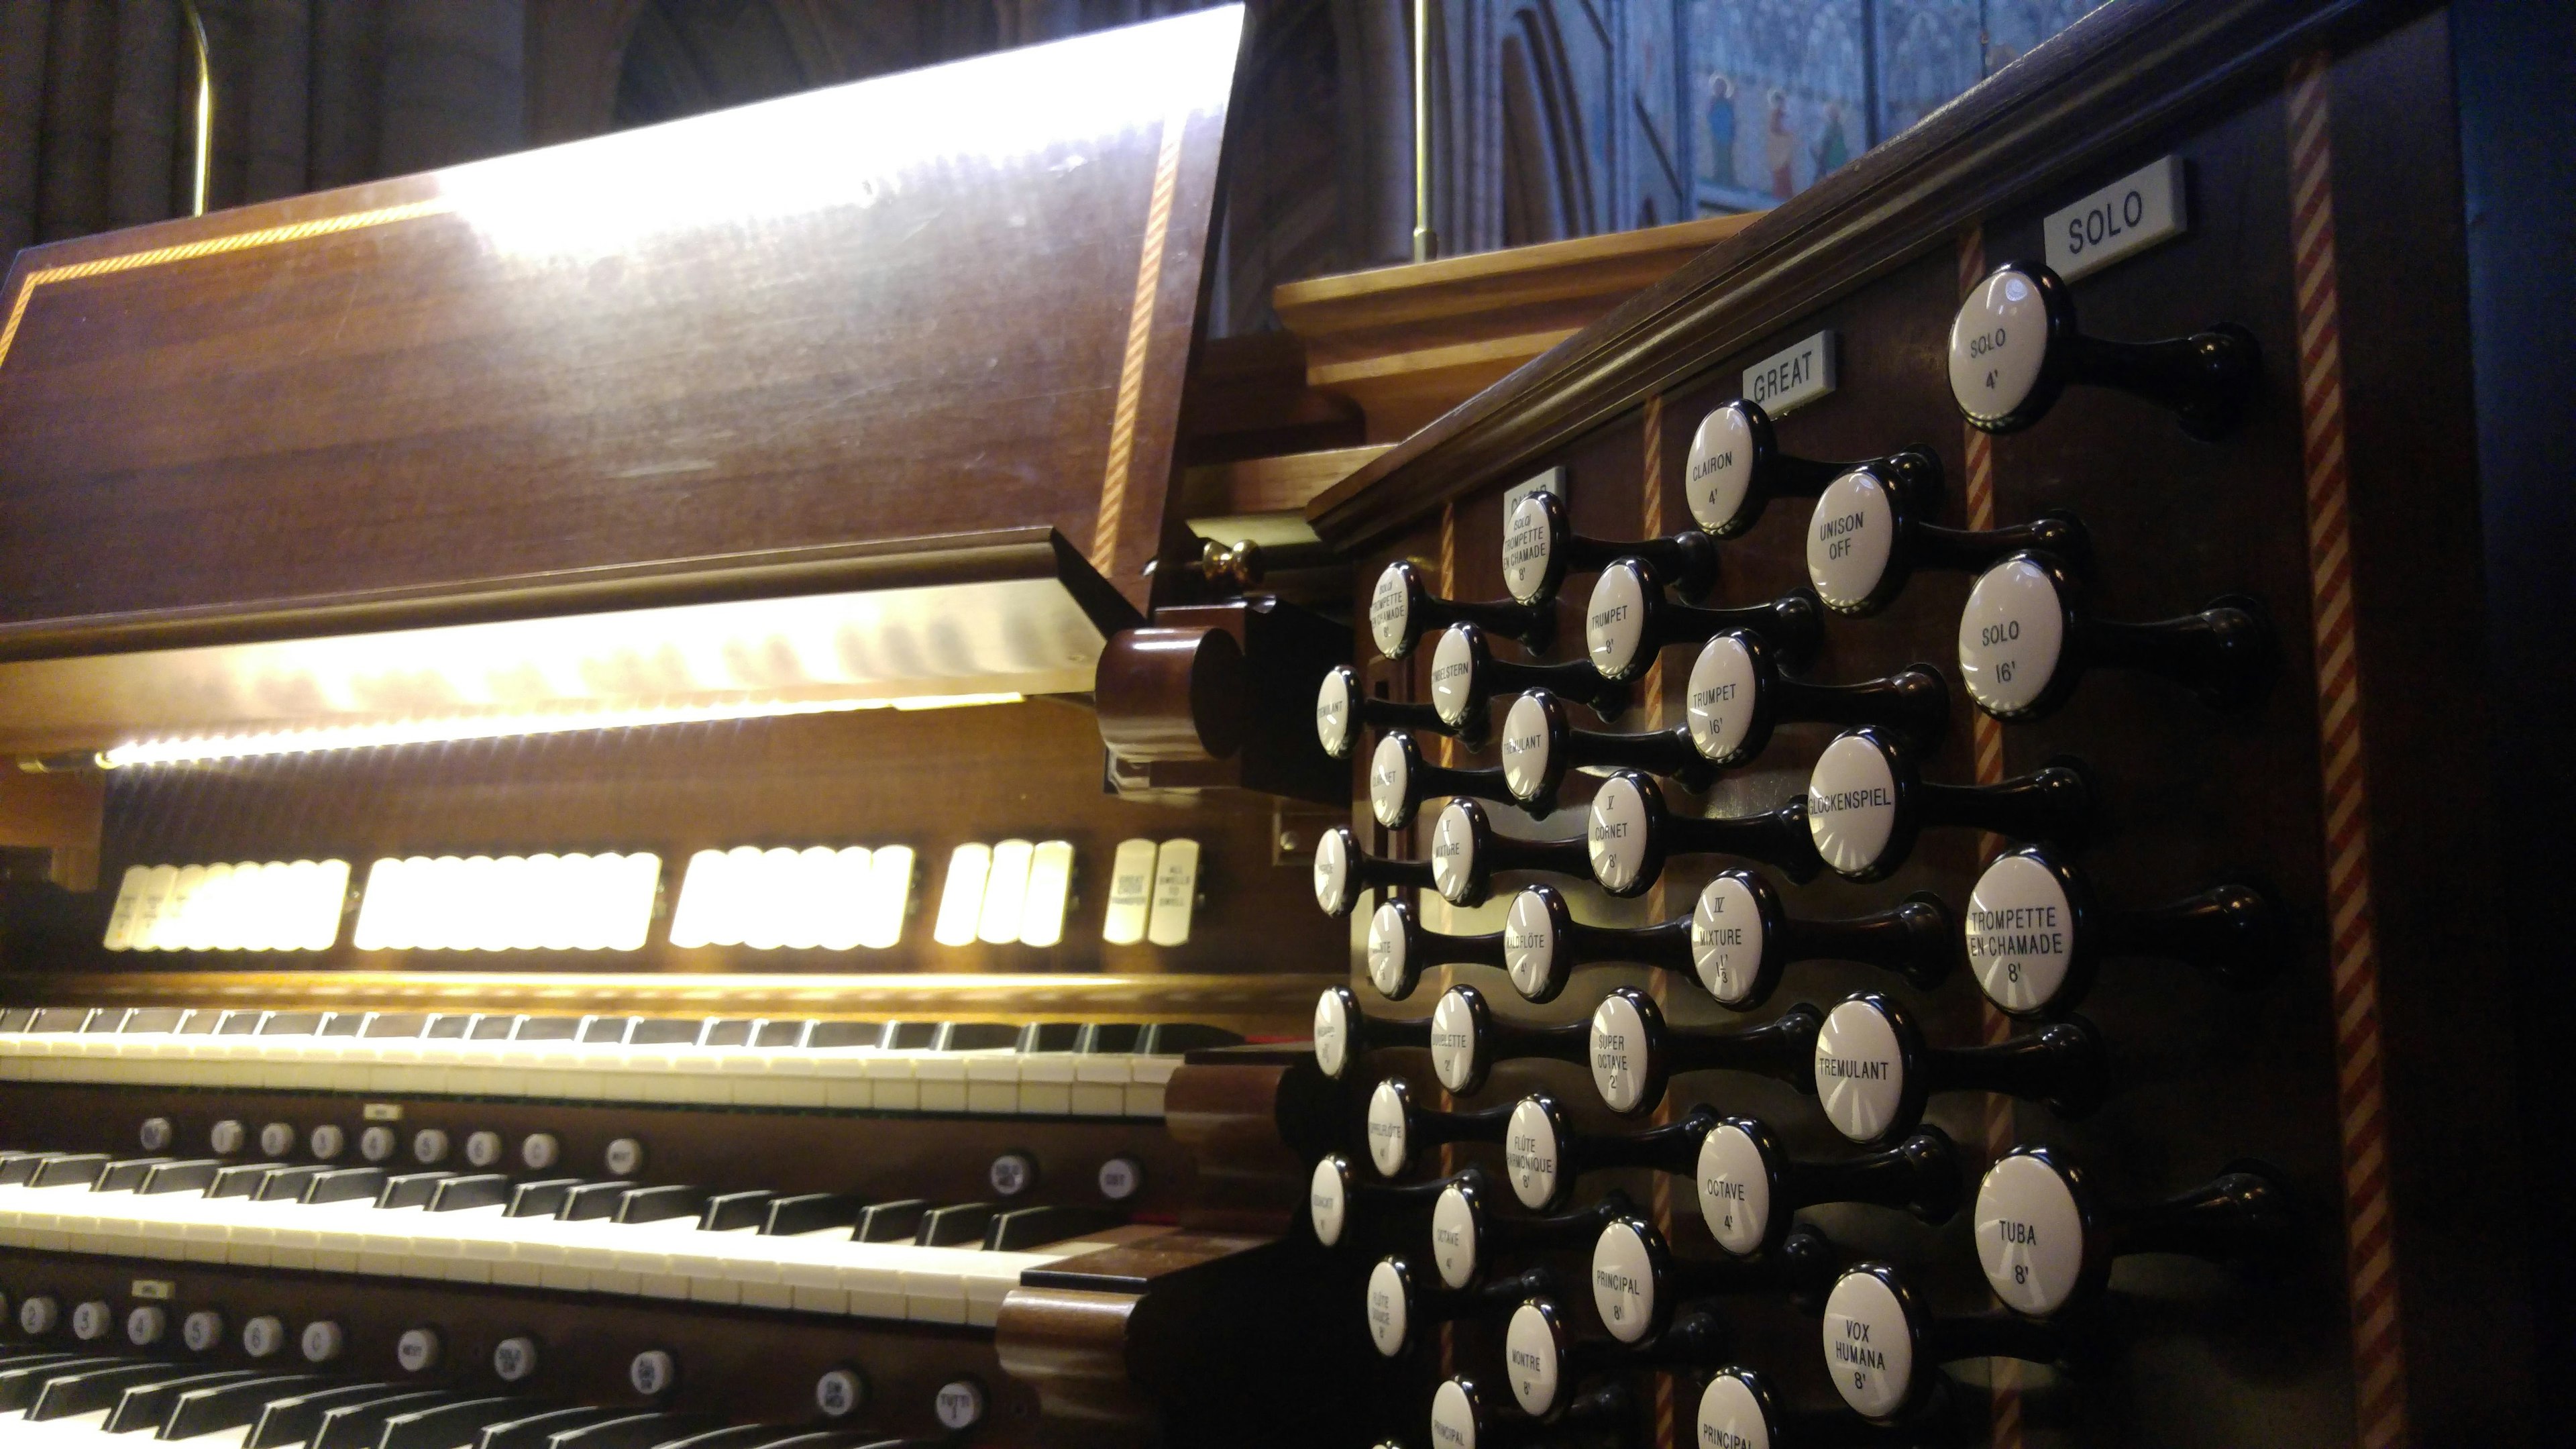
[1814,994,2105,1146]
[362,1012,431,1038]
[1966,845,2285,1015]
[1500,1299,1727,1418]
[1315,663,1472,762]
[430,1174,515,1212]
[1684,397,1945,539]
[1429,623,1629,731]
[932,1022,1020,1052]
[29,1360,201,1419]
[1365,729,1517,830]
[27,1152,111,1188]
[985,1203,1120,1250]
[257,1011,326,1036]
[1958,551,2275,720]
[1803,458,2090,616]
[575,1015,633,1042]
[1361,1077,1514,1179]
[558,1181,641,1221]
[1949,260,2261,439]
[1583,559,1823,684]
[93,1156,175,1192]
[700,1018,753,1047]
[1426,1174,1633,1290]
[478,1405,627,1449]
[0,1152,58,1185]
[750,1019,814,1049]
[511,1016,582,1042]
[378,1171,456,1210]
[1364,1256,1554,1359]
[1496,1093,1711,1213]
[614,1185,713,1224]
[1311,985,1431,1083]
[1362,897,1503,1002]
[1499,688,1715,820]
[1975,1147,2294,1318]
[877,1021,938,1049]
[160,1373,325,1438]
[630,1017,704,1044]
[1502,486,1721,606]
[505,1179,590,1218]
[0,1356,130,1410]
[1586,987,1822,1116]
[1429,1372,1633,1447]
[1695,1117,1961,1258]
[1309,824,1435,919]
[1426,798,1591,908]
[545,1411,718,1448]
[1586,771,1821,898]
[1589,1215,1839,1344]
[465,1015,521,1040]
[1305,1152,1451,1250]
[208,1163,290,1198]
[1016,1021,1083,1052]
[1368,558,1555,660]
[315,1389,462,1448]
[101,1367,263,1432]
[802,1022,879,1050]
[213,1011,264,1036]
[1806,727,2095,883]
[699,1189,775,1232]
[1424,984,1589,1096]
[915,1202,998,1247]
[1075,1022,1144,1053]
[1824,1262,2067,1423]
[649,1429,807,1449]
[761,1192,861,1236]
[851,1199,932,1243]
[423,1014,472,1039]
[302,1166,390,1205]
[249,1383,407,1448]
[0,1008,32,1030]
[255,1165,334,1201]
[1501,874,1953,1010]
[138,1159,227,1194]
[378,1395,541,1449]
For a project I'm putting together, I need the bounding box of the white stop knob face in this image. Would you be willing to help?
[1316,669,1354,758]
[1097,1155,1142,1202]
[1584,564,1651,679]
[1366,903,1411,998]
[241,1315,283,1358]
[1691,875,1768,1006]
[1977,1153,2090,1316]
[1959,556,2068,717]
[299,1320,344,1364]
[492,1336,539,1382]
[139,1117,172,1152]
[397,1327,441,1373]
[1586,775,1652,895]
[1823,1271,1915,1420]
[934,1379,987,1430]
[412,1129,449,1165]
[1503,1097,1560,1210]
[1698,1372,1776,1449]
[1369,564,1414,658]
[1587,992,1652,1114]
[1368,734,1411,828]
[1815,1000,1907,1144]
[1685,634,1760,763]
[1502,494,1557,604]
[629,1349,676,1396]
[1428,989,1479,1093]
[1697,1120,1774,1256]
[1498,694,1553,802]
[1503,890,1556,1000]
[1590,1218,1657,1344]
[520,1133,561,1171]
[816,1367,865,1418]
[1311,830,1352,914]
[17,1295,56,1335]
[1686,403,1758,533]
[1312,990,1352,1078]
[1429,802,1477,904]
[1430,627,1479,727]
[1308,1157,1349,1246]
[125,1305,167,1346]
[1807,470,1899,610]
[181,1310,223,1352]
[1504,1302,1561,1415]
[1429,1379,1479,1448]
[603,1136,645,1177]
[359,1126,396,1163]
[1950,266,2051,423]
[1807,733,1901,878]
[1365,1259,1409,1357]
[1968,853,2078,1012]
[988,1152,1035,1197]
[1365,1080,1411,1177]
[1431,1183,1479,1289]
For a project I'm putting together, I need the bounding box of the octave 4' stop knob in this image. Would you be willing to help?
[1591,1214,1838,1344]
[1824,1263,2068,1423]
[1430,1373,1633,1448]
[1365,898,1503,1001]
[1426,984,1589,1096]
[1684,397,1945,539]
[1499,1092,1711,1213]
[1503,487,1721,604]
[1805,462,2090,616]
[1966,846,2284,1015]
[1370,559,1554,659]
[1587,770,1821,898]
[1310,824,1433,918]
[1362,1076,1513,1178]
[1367,730,1518,830]
[1497,689,1712,817]
[1366,1256,1554,1358]
[1805,727,2094,882]
[1585,559,1822,684]
[1502,1299,1726,1420]
[1429,798,1592,908]
[1305,1151,1448,1250]
[1813,994,2104,1146]
[1431,623,1631,729]
[1958,551,2275,720]
[1950,260,2261,438]
[1587,987,1821,1116]
[1311,985,1430,1080]
[1428,1174,1633,1289]
[1316,664,1471,761]
[1976,1146,2294,1318]
[1695,1116,1961,1259]
[1684,629,1950,769]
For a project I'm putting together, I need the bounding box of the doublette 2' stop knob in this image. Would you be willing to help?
[1957,551,2274,720]
[1682,397,1945,539]
[1976,1146,2294,1317]
[1316,664,1469,761]
[1585,559,1822,684]
[1503,487,1719,604]
[1587,770,1821,898]
[1805,727,2094,882]
[1369,559,1552,659]
[1366,730,1517,830]
[1813,994,2104,1146]
[1805,462,2090,616]
[1426,984,1589,1096]
[1684,629,1950,769]
[1589,986,1821,1116]
[1966,845,2284,1014]
[1430,623,1631,730]
[1949,260,2261,438]
[1824,1262,2068,1422]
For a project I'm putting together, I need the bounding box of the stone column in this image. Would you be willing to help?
[109,0,177,226]
[0,0,52,260]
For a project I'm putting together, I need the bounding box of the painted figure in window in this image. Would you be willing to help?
[1705,74,1737,187]
[1764,89,1798,200]
[1813,102,1851,178]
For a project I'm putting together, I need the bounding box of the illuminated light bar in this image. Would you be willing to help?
[350,852,659,953]
[930,840,1075,949]
[666,844,911,952]
[103,859,352,953]
[87,691,1026,770]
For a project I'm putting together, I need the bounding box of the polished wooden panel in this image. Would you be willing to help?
[0,7,1244,643]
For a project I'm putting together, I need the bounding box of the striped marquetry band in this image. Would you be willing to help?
[1087,110,1195,586]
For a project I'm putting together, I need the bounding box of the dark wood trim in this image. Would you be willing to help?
[1305,0,2438,551]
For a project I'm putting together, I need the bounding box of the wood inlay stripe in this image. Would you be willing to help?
[1089,113,1193,583]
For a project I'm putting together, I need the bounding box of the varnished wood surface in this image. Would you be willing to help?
[0,7,1243,642]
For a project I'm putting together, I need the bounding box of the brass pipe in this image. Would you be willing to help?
[1411,0,1436,262]
[179,0,211,217]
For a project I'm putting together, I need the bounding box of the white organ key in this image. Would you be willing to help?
[1146,839,1200,947]
[860,845,913,949]
[818,847,873,952]
[933,845,991,947]
[1100,839,1157,946]
[977,841,1034,945]
[1019,841,1074,949]
[666,850,725,949]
